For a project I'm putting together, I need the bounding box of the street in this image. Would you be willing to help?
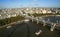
[0,21,60,37]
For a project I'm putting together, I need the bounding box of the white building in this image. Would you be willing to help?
[42,9,47,14]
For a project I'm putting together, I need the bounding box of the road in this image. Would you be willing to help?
[0,21,60,37]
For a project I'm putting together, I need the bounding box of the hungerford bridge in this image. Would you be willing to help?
[22,14,60,32]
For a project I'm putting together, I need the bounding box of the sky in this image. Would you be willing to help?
[0,0,60,8]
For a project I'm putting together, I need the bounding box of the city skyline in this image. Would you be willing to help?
[0,0,60,8]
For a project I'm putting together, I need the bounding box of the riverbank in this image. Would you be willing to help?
[0,14,60,29]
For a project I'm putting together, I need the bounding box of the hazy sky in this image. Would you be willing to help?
[0,0,60,8]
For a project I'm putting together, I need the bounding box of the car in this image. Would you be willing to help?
[6,26,12,29]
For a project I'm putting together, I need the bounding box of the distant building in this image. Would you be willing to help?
[42,9,47,14]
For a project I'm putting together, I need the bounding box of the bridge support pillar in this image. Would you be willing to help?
[50,23,56,31]
[43,22,46,26]
[37,20,39,24]
[43,20,46,26]
[31,16,34,22]
[37,19,39,24]
[32,19,33,22]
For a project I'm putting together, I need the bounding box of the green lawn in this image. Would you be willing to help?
[0,15,25,26]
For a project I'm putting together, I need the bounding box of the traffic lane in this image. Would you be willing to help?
[10,22,40,37]
[0,22,40,37]
[0,23,26,37]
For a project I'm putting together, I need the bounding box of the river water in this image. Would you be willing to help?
[44,16,60,23]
